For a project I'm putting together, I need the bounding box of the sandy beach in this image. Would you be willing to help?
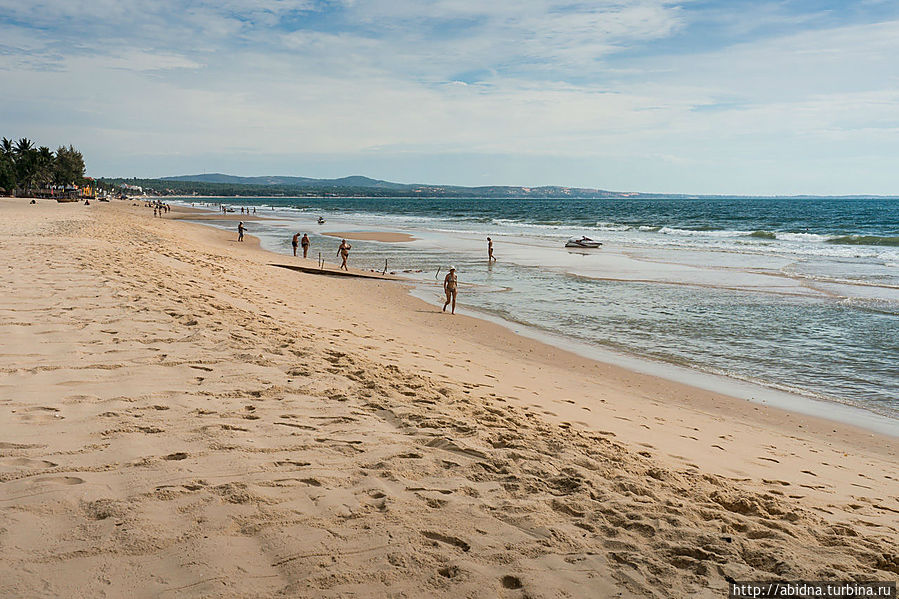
[1,198,896,598]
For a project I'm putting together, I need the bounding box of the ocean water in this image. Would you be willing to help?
[179,197,899,426]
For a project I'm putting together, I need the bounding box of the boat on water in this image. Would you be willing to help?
[565,236,602,249]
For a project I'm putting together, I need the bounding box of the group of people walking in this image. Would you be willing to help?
[147,200,170,217]
[238,224,352,270]
[237,220,500,315]
[291,231,350,270]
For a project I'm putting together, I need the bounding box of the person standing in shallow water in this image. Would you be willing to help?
[487,237,497,262]
[291,232,300,256]
[301,233,310,258]
[238,221,245,242]
[443,266,458,314]
[337,239,352,270]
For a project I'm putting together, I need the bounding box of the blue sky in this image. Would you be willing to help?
[2,0,898,194]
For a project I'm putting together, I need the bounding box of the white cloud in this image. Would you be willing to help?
[2,1,898,192]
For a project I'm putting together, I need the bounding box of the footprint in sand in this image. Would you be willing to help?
[13,406,63,422]
[501,575,523,589]
[32,475,84,485]
[421,531,470,552]
[274,460,311,469]
[2,458,57,468]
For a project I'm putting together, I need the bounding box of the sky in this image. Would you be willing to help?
[2,0,899,195]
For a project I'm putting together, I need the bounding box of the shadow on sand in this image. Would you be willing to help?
[269,263,400,281]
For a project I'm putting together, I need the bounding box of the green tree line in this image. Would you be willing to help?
[0,137,86,196]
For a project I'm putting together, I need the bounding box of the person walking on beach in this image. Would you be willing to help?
[292,232,300,256]
[443,266,458,314]
[337,239,352,270]
[487,237,497,262]
[301,233,310,258]
[238,221,245,242]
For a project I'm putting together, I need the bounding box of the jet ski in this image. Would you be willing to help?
[317,216,326,224]
[565,236,602,249]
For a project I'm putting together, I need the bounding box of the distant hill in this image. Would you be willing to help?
[98,173,899,199]
[162,173,410,190]
[102,173,688,199]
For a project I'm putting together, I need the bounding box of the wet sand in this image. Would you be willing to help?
[0,197,896,598]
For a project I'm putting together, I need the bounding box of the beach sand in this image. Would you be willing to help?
[1,198,896,598]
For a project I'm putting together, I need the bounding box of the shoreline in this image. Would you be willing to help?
[3,198,895,597]
[414,289,899,437]
[177,200,897,436]
[166,199,898,453]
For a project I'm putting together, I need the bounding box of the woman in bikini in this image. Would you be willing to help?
[337,239,352,270]
[443,266,457,314]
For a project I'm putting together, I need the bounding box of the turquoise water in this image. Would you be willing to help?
[182,197,899,424]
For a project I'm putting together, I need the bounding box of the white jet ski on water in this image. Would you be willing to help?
[565,236,602,249]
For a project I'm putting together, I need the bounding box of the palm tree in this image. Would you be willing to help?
[14,138,34,157]
[1,138,14,159]
[35,146,55,189]
[0,138,16,192]
[13,139,38,195]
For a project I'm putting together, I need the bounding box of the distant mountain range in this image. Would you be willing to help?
[161,173,411,190]
[103,173,894,199]
[155,173,651,199]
